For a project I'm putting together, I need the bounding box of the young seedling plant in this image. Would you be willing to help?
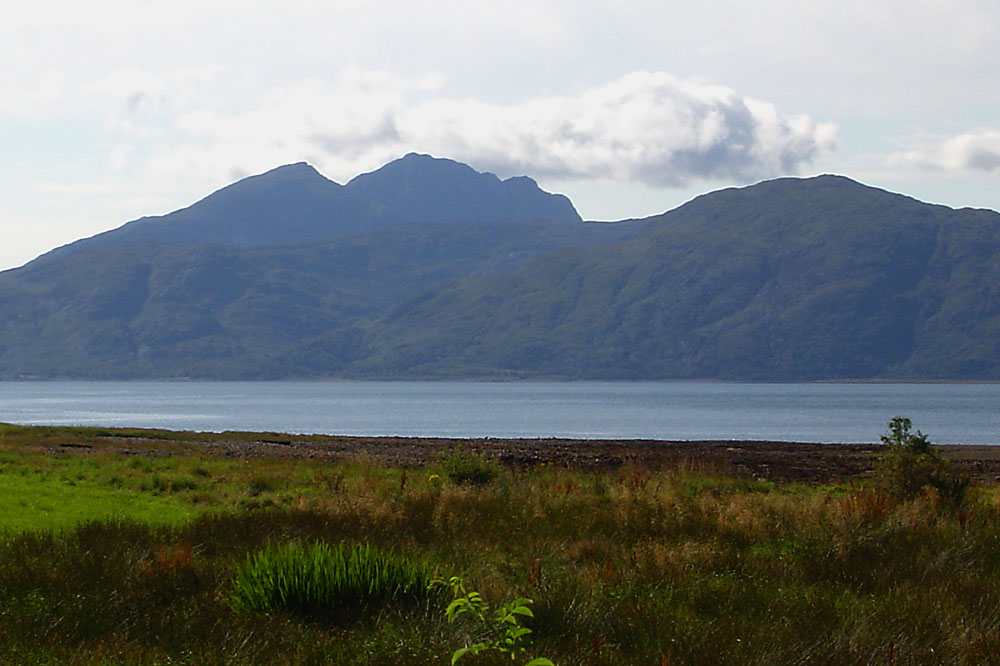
[431,576,555,666]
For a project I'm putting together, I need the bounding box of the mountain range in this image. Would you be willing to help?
[1,153,997,380]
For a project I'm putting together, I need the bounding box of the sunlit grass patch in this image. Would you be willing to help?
[0,468,199,532]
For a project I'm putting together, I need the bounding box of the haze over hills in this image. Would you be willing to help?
[0,156,997,380]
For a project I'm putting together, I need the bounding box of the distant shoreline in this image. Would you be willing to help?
[3,377,999,383]
[8,423,1000,485]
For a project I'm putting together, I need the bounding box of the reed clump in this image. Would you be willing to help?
[229,541,434,619]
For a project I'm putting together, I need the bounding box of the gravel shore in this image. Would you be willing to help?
[96,432,1000,485]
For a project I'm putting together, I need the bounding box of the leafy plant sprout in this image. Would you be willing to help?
[430,575,555,666]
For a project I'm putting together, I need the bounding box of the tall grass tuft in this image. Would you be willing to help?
[440,448,500,486]
[229,541,433,619]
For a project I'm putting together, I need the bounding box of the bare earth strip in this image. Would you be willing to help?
[73,432,1000,485]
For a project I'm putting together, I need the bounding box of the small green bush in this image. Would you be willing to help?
[441,449,500,486]
[876,416,969,508]
[229,541,433,619]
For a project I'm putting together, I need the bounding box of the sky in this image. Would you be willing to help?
[3,0,1000,270]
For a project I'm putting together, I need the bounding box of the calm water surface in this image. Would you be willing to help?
[0,381,996,444]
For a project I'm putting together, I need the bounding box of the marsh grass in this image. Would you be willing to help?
[1,425,1000,664]
[230,541,435,619]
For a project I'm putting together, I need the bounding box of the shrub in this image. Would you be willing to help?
[229,541,433,619]
[441,448,500,486]
[880,416,932,453]
[876,416,969,508]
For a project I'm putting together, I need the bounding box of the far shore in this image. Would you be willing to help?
[13,423,1000,486]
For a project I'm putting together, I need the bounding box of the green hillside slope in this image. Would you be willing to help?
[360,176,1000,379]
[1,167,995,380]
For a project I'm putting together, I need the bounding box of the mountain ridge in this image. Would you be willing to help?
[1,159,996,380]
[35,153,582,265]
[357,174,1000,380]
[345,153,581,225]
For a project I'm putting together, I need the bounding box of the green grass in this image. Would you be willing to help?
[1,424,999,665]
[0,449,217,532]
[0,426,332,532]
[230,541,435,618]
[0,469,198,531]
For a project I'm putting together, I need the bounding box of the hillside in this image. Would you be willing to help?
[359,175,1000,379]
[0,163,996,380]
[0,156,627,378]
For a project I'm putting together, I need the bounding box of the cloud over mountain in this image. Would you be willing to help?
[139,69,835,191]
[399,72,836,186]
[892,129,1000,172]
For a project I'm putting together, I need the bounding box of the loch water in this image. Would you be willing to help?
[0,381,996,444]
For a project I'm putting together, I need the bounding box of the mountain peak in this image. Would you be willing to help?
[345,153,580,224]
[34,155,582,264]
[230,161,333,189]
[670,173,934,222]
[264,161,323,175]
[399,152,451,164]
[350,153,498,187]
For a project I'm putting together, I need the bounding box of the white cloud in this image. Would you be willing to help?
[4,0,998,273]
[132,70,835,190]
[0,63,226,121]
[0,69,68,118]
[891,130,1000,172]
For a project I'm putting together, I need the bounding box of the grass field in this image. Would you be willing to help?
[0,422,998,665]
